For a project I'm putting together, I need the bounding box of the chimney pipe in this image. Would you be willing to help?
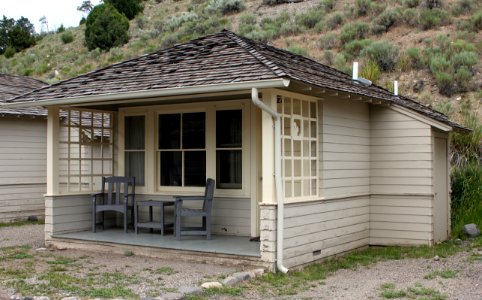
[394,81,398,96]
[352,62,358,80]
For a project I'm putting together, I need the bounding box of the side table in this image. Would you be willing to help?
[135,200,174,235]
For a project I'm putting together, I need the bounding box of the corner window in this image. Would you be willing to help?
[158,112,206,187]
[216,110,242,189]
[124,115,145,186]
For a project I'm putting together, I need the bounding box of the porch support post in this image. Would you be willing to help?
[260,90,276,204]
[47,106,60,195]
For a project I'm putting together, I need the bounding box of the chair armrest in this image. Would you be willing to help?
[124,193,135,198]
[92,192,104,197]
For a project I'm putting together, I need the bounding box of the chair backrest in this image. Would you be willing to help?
[101,176,135,205]
[202,178,215,212]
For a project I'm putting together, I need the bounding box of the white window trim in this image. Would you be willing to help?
[118,99,251,198]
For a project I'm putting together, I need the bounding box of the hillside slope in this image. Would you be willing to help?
[0,0,480,114]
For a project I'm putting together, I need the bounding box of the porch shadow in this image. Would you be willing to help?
[53,230,260,257]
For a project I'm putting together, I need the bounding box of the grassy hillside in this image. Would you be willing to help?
[0,0,480,114]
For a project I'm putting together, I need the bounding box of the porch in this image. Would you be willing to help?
[47,229,263,268]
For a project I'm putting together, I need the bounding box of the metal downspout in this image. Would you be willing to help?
[251,88,289,273]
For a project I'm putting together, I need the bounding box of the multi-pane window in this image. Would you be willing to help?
[58,108,114,193]
[124,115,145,186]
[216,110,242,189]
[277,96,318,200]
[158,112,206,187]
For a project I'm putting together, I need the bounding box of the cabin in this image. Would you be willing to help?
[4,31,467,271]
[0,74,47,222]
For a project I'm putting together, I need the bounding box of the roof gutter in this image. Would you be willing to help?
[2,79,290,108]
[251,87,289,274]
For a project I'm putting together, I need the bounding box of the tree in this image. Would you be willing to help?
[85,3,129,51]
[104,0,144,20]
[78,1,94,15]
[0,16,36,55]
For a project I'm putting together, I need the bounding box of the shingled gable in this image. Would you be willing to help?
[6,30,467,131]
[0,74,47,117]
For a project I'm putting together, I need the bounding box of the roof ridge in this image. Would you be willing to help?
[223,30,287,78]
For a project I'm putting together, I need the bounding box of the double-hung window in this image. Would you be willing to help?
[158,112,206,187]
[124,115,145,186]
[216,109,242,189]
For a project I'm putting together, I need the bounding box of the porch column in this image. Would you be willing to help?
[260,90,277,204]
[46,106,60,195]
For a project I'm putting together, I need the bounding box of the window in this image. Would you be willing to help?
[216,110,242,189]
[58,108,114,193]
[277,96,318,200]
[124,115,145,185]
[158,112,206,187]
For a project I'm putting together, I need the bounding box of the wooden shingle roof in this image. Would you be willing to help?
[6,30,466,131]
[0,74,47,117]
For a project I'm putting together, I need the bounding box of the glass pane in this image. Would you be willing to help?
[159,114,180,149]
[125,151,145,186]
[125,116,145,150]
[283,97,291,115]
[303,140,310,156]
[294,180,302,197]
[283,117,291,136]
[283,139,291,157]
[311,141,317,156]
[311,121,317,138]
[310,102,316,118]
[303,180,310,197]
[294,159,301,177]
[284,160,292,177]
[311,160,317,177]
[284,179,292,198]
[184,151,206,186]
[183,112,205,149]
[160,151,182,186]
[303,159,310,177]
[216,110,242,148]
[302,101,309,117]
[293,99,301,115]
[303,120,309,138]
[312,179,317,196]
[293,140,301,157]
[216,150,242,189]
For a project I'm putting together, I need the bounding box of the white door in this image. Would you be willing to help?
[434,136,449,242]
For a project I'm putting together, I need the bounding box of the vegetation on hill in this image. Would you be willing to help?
[0,0,480,235]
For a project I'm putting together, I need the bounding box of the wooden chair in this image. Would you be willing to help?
[174,178,215,240]
[92,176,136,233]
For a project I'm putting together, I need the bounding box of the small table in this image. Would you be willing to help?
[135,200,174,235]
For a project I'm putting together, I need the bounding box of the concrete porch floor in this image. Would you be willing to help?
[53,229,261,257]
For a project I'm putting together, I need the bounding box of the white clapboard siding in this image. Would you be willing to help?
[370,194,433,245]
[0,117,47,222]
[283,196,369,267]
[322,100,370,198]
[45,195,92,236]
[370,106,433,195]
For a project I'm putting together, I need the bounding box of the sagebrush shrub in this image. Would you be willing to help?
[418,8,450,29]
[406,47,424,69]
[451,51,478,69]
[373,9,400,32]
[326,13,344,30]
[401,8,419,27]
[344,39,372,58]
[207,0,246,15]
[470,10,482,31]
[402,0,420,8]
[355,0,371,16]
[434,71,454,95]
[452,0,474,16]
[361,40,399,71]
[339,22,369,44]
[319,33,338,50]
[296,10,324,29]
[60,31,74,44]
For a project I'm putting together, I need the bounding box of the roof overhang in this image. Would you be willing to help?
[2,79,290,108]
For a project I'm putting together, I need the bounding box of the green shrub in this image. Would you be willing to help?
[359,59,380,82]
[451,163,482,237]
[85,4,130,51]
[402,0,420,8]
[104,0,144,20]
[454,66,472,91]
[334,52,347,71]
[322,50,334,65]
[451,51,478,69]
[361,40,399,71]
[406,47,424,69]
[207,0,246,15]
[401,8,420,27]
[263,0,282,6]
[452,0,474,16]
[286,46,308,57]
[429,54,450,74]
[320,0,335,12]
[355,0,371,16]
[4,46,16,58]
[373,9,400,33]
[339,22,369,44]
[319,33,338,49]
[418,8,450,30]
[326,13,344,30]
[344,39,372,58]
[469,10,482,31]
[434,71,454,95]
[60,31,74,44]
[296,10,324,29]
[57,24,65,33]
[421,0,443,9]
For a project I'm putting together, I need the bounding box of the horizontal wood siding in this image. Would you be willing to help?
[45,194,91,237]
[0,118,46,222]
[369,106,434,245]
[322,100,370,198]
[283,196,369,267]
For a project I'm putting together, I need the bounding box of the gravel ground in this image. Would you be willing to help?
[1,224,481,299]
